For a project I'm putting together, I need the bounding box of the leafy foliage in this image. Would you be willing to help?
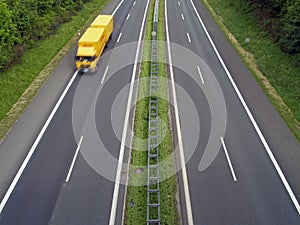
[280,0,300,53]
[0,0,17,70]
[207,0,300,140]
[246,0,300,53]
[0,0,89,71]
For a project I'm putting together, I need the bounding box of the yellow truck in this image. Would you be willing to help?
[76,15,113,72]
[90,15,114,42]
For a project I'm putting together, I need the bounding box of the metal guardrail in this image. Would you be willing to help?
[147,0,160,224]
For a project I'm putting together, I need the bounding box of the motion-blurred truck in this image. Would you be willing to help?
[75,15,113,73]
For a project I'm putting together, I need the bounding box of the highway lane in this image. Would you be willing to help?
[191,0,300,205]
[0,0,125,205]
[49,1,150,223]
[166,0,300,224]
[0,0,147,224]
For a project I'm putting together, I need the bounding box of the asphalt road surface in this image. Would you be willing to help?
[0,0,299,224]
[166,0,300,224]
[0,0,149,224]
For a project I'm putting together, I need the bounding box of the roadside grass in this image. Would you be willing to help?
[203,0,300,142]
[0,0,110,140]
[156,0,178,222]
[124,1,154,223]
[124,0,179,224]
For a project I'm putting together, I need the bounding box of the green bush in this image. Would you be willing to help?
[247,0,300,53]
[0,0,89,71]
[0,0,17,71]
[280,0,300,53]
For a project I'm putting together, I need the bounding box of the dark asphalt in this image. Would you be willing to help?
[193,0,300,198]
[1,0,299,224]
[47,1,149,224]
[167,0,300,224]
[0,0,148,224]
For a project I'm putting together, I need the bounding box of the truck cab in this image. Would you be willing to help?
[75,15,113,73]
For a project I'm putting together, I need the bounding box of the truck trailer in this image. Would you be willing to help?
[76,15,113,72]
[90,15,113,42]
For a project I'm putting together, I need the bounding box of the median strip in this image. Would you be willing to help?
[124,0,179,224]
[108,0,151,224]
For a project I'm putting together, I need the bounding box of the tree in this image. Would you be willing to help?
[0,0,17,71]
[11,0,40,45]
[280,0,300,53]
[37,0,54,16]
[0,0,88,71]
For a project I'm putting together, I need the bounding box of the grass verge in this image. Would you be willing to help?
[202,0,300,142]
[0,0,110,141]
[124,0,179,224]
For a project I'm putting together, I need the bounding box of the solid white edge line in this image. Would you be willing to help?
[181,13,185,20]
[112,0,125,16]
[65,136,84,182]
[196,65,204,84]
[117,32,123,43]
[189,0,300,215]
[108,0,151,224]
[165,0,194,224]
[121,109,136,223]
[101,66,110,84]
[0,0,126,214]
[0,70,79,214]
[187,32,191,43]
[220,137,237,182]
[133,1,136,6]
[126,13,131,20]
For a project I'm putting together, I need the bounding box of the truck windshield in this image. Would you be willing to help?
[76,56,95,62]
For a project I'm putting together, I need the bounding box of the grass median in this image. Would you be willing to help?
[203,0,300,142]
[0,0,110,141]
[124,0,179,224]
